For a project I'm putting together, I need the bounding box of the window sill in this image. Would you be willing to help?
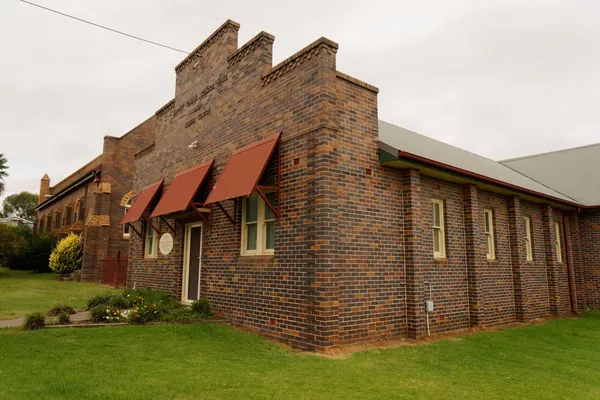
[239,253,275,258]
[486,258,498,264]
[433,257,448,264]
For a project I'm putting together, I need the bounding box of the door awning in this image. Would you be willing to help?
[150,159,214,218]
[120,179,164,225]
[205,133,281,205]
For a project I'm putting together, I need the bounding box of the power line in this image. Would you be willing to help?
[20,0,189,54]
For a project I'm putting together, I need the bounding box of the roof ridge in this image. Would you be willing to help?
[501,141,600,163]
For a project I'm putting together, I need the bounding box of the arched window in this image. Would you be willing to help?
[123,197,133,238]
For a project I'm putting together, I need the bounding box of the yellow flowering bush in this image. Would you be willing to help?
[49,233,83,275]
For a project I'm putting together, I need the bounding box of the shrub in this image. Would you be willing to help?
[87,293,116,310]
[107,294,130,309]
[49,233,82,275]
[3,228,56,272]
[0,224,26,268]
[127,303,161,325]
[124,288,181,310]
[47,304,75,316]
[58,312,71,325]
[90,305,126,323]
[24,312,46,330]
[159,308,203,323]
[191,298,212,316]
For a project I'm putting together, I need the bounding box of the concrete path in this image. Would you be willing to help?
[0,310,91,329]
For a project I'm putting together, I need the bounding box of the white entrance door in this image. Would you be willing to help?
[182,222,203,303]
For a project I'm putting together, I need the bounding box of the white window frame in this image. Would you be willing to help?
[144,217,158,258]
[431,199,446,259]
[484,209,495,260]
[123,198,133,238]
[554,222,563,263]
[241,193,275,256]
[524,216,533,261]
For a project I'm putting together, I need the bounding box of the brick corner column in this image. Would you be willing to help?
[565,213,585,312]
[403,169,426,339]
[541,204,560,315]
[462,184,486,327]
[507,196,528,321]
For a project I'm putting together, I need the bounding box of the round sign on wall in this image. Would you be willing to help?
[159,233,174,255]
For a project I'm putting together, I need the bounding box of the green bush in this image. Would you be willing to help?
[0,224,27,268]
[3,227,56,273]
[159,308,204,323]
[191,298,212,316]
[127,303,161,324]
[87,293,117,310]
[49,233,82,275]
[90,305,125,323]
[24,312,45,330]
[47,304,75,316]
[58,312,71,325]
[124,288,181,310]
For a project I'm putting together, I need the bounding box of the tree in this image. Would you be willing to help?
[1,192,39,221]
[0,154,7,196]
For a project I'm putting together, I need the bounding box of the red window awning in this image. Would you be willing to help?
[150,159,214,218]
[205,133,281,205]
[120,180,164,225]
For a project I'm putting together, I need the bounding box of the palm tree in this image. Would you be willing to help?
[0,154,8,196]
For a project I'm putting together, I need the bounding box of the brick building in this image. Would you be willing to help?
[36,117,155,281]
[123,20,599,351]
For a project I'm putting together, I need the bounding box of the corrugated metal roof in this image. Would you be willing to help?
[121,180,164,224]
[205,133,280,204]
[150,159,214,218]
[502,143,600,206]
[378,120,580,205]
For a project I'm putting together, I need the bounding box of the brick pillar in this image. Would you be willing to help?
[542,205,560,315]
[566,214,585,312]
[403,169,426,339]
[508,196,527,321]
[304,127,340,352]
[39,174,50,204]
[462,184,486,327]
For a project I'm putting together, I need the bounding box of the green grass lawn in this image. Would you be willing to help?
[0,313,599,399]
[0,267,120,320]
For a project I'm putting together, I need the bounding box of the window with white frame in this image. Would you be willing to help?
[123,198,133,238]
[431,199,445,258]
[554,222,562,263]
[145,217,158,258]
[484,209,495,259]
[524,216,533,261]
[241,192,276,256]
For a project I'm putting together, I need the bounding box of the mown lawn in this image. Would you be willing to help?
[0,267,119,320]
[0,313,599,399]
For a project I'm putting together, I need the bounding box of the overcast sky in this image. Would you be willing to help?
[1,0,599,202]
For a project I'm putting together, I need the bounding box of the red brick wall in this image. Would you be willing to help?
[334,75,406,344]
[128,22,345,350]
[81,116,156,282]
[478,190,517,326]
[579,210,600,309]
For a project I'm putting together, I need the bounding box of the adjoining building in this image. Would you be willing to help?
[122,20,599,352]
[36,117,156,282]
[0,216,34,228]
